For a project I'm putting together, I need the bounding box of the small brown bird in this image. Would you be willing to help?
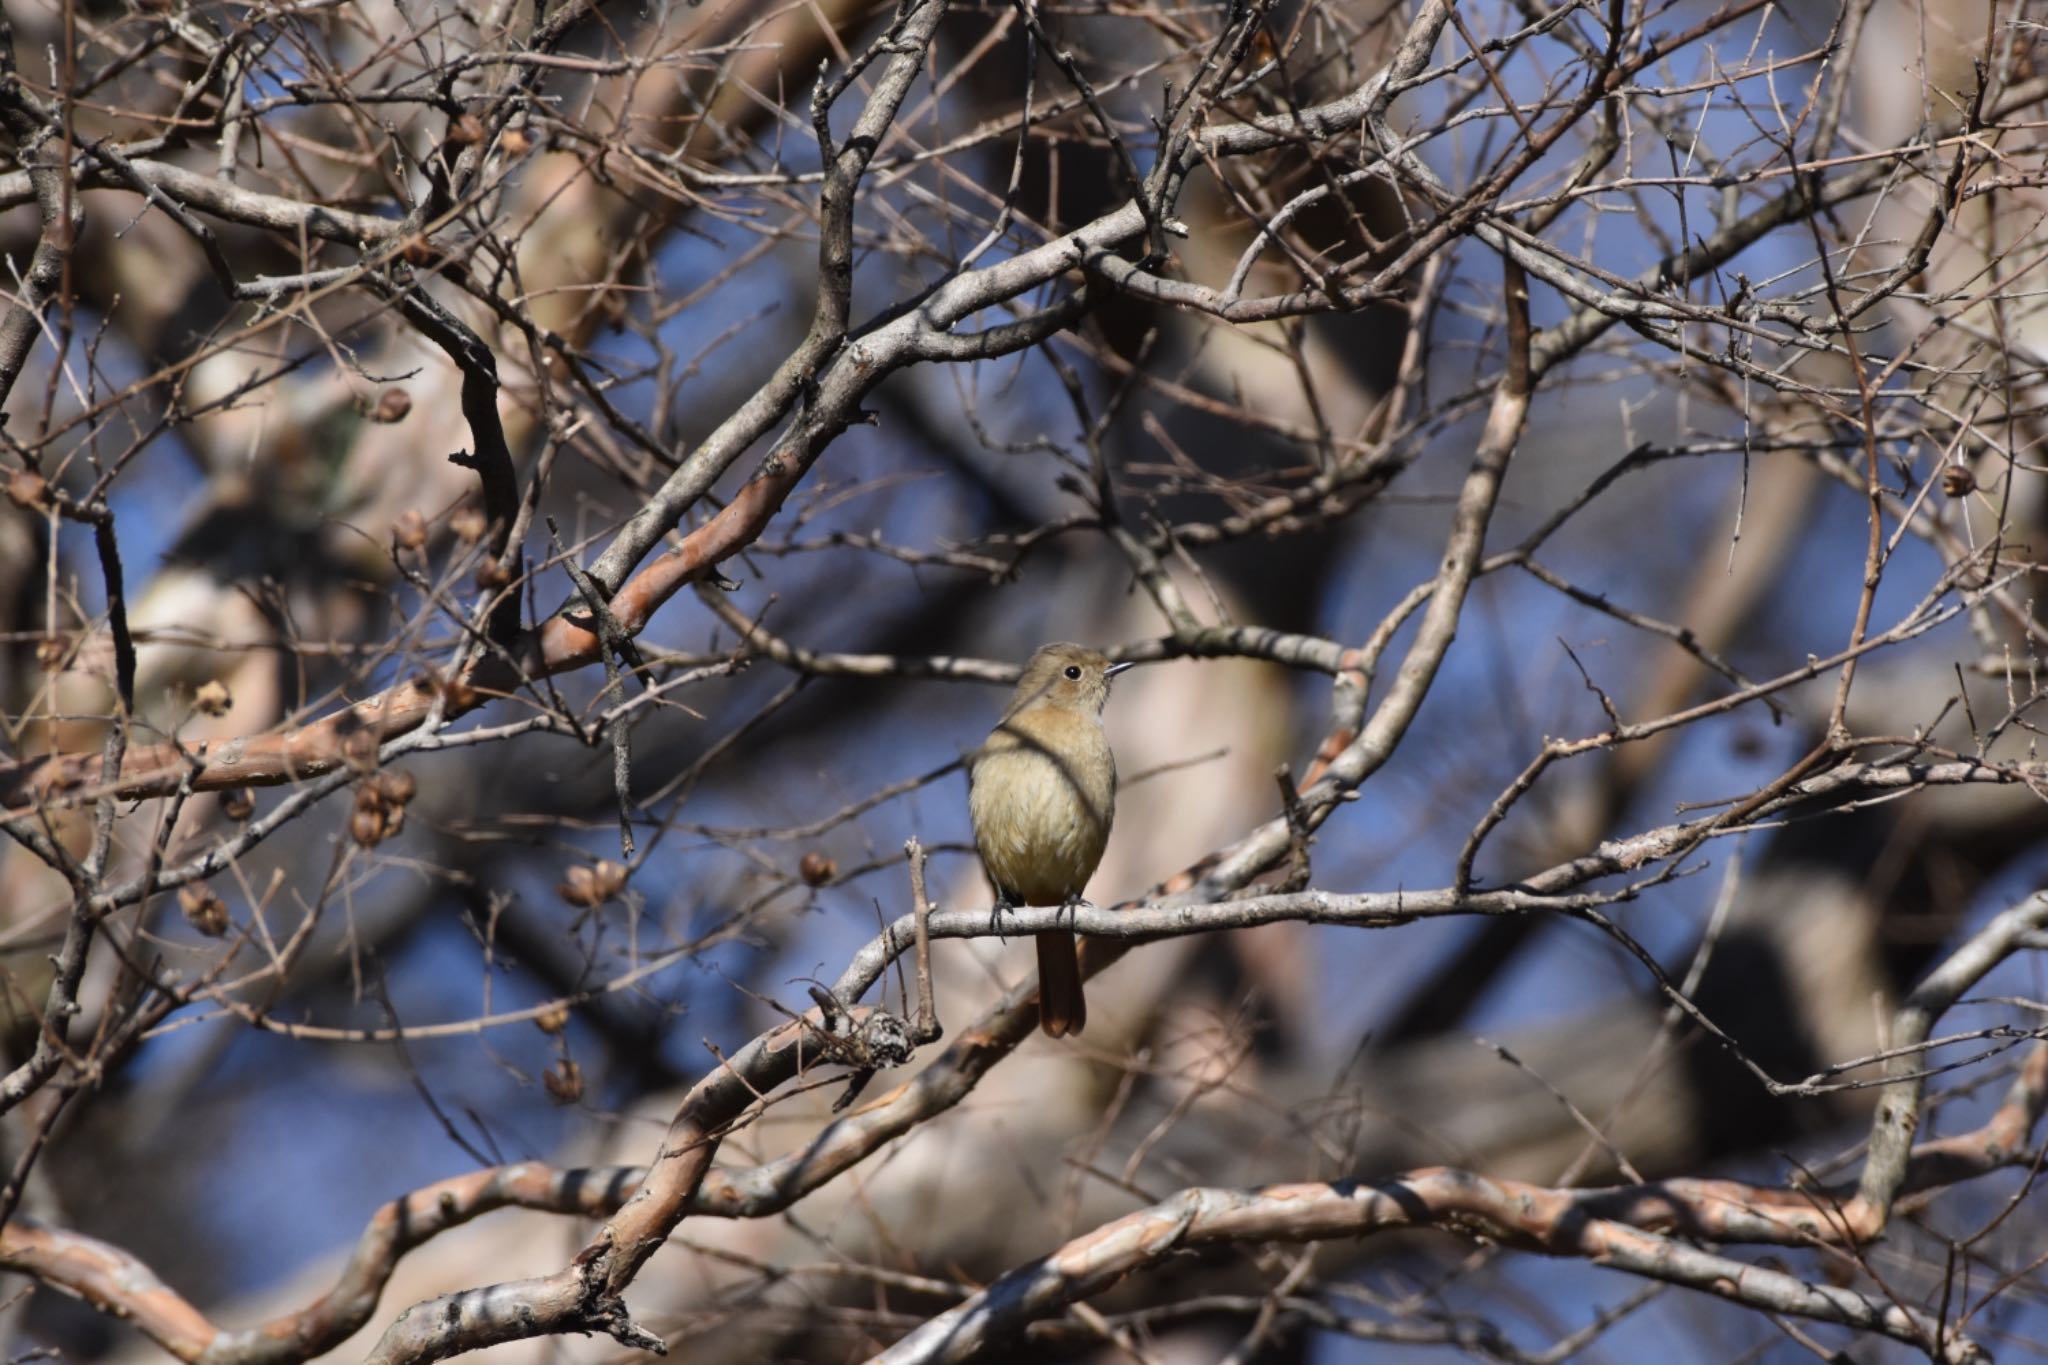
[969,643,1131,1038]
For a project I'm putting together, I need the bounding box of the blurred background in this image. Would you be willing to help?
[0,0,2043,1359]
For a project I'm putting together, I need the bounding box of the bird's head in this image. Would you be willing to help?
[1007,642,1133,717]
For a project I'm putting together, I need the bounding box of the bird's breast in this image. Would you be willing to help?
[969,712,1115,906]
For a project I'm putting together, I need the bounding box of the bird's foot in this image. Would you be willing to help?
[989,896,1014,944]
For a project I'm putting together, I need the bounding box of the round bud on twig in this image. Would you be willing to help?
[450,504,488,544]
[542,1058,584,1105]
[348,804,382,848]
[179,885,229,937]
[372,769,417,805]
[799,851,836,886]
[558,860,627,908]
[193,679,233,717]
[392,509,428,551]
[372,388,413,424]
[347,762,417,848]
[349,788,404,846]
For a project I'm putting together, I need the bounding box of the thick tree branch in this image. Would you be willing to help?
[870,1172,1990,1365]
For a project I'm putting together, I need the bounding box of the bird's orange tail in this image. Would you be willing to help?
[1036,931,1086,1038]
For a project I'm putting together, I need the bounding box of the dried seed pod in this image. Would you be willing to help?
[349,800,385,848]
[348,769,407,843]
[373,768,417,805]
[475,558,512,590]
[557,860,627,908]
[220,788,255,821]
[34,637,63,672]
[450,504,488,544]
[179,885,229,937]
[392,509,428,551]
[1940,463,1976,497]
[449,113,487,145]
[400,235,434,266]
[534,1001,570,1035]
[373,388,413,423]
[798,851,836,887]
[542,1058,584,1105]
[193,679,233,717]
[499,127,532,156]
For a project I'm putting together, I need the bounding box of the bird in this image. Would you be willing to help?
[968,642,1131,1038]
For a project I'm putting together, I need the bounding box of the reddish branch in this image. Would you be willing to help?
[0,0,2024,839]
[356,1002,893,1365]
[0,1165,639,1364]
[4,0,1995,845]
[0,453,805,813]
[0,0,1436,821]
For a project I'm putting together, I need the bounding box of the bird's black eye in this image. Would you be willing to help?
[1064,665,1082,680]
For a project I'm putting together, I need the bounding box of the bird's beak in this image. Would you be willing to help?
[1105,662,1136,679]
